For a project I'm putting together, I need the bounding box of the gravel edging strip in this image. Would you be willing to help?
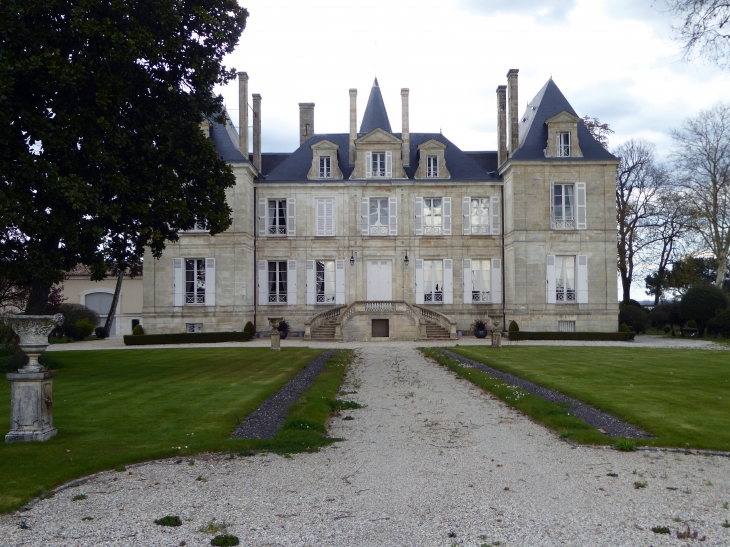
[232,349,336,439]
[439,348,651,439]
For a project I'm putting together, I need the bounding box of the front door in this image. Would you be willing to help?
[367,260,392,301]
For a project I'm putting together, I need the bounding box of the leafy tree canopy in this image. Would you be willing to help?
[680,284,729,336]
[0,0,248,313]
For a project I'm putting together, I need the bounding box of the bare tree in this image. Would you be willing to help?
[582,116,615,149]
[672,102,730,287]
[661,0,730,69]
[614,139,666,303]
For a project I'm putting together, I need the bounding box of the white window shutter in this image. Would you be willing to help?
[173,258,183,307]
[361,197,369,236]
[306,260,315,305]
[258,198,267,237]
[287,197,296,237]
[443,259,453,304]
[462,196,471,235]
[325,198,334,236]
[577,255,588,304]
[204,258,216,306]
[549,183,555,228]
[546,255,556,304]
[366,151,372,178]
[442,197,452,235]
[490,258,502,305]
[388,197,398,235]
[287,260,297,306]
[414,197,423,235]
[491,196,500,235]
[576,182,587,230]
[315,198,325,236]
[258,260,268,305]
[415,259,424,304]
[463,259,472,304]
[335,259,346,304]
[385,151,392,177]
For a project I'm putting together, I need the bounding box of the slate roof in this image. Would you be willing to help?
[209,112,250,164]
[359,78,392,134]
[509,79,617,162]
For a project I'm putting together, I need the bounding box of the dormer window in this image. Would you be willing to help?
[319,156,331,178]
[557,132,571,157]
[372,153,386,177]
[427,156,438,177]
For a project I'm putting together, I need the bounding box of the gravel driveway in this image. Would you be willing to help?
[4,343,730,546]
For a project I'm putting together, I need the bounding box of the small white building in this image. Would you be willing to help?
[142,69,619,340]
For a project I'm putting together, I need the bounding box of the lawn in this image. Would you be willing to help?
[441,345,730,451]
[0,347,351,513]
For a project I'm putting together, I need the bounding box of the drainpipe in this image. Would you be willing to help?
[253,186,258,334]
[501,184,506,333]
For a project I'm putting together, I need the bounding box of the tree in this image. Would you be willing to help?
[582,116,615,149]
[672,103,730,288]
[614,139,666,303]
[680,284,729,336]
[0,0,248,314]
[661,0,730,69]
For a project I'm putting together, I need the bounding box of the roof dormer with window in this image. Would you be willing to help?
[350,128,407,179]
[544,111,583,158]
[414,139,451,179]
[307,140,343,180]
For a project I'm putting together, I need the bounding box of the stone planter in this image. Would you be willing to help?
[3,314,64,443]
[474,329,487,339]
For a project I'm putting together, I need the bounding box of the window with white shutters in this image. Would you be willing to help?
[316,261,336,303]
[371,152,386,177]
[423,260,444,303]
[470,259,492,302]
[551,183,586,230]
[423,198,442,235]
[368,198,389,235]
[555,255,576,303]
[315,198,335,236]
[185,259,206,305]
[267,199,287,235]
[267,261,288,304]
[468,198,490,235]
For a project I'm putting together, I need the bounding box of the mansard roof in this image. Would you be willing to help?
[359,78,392,134]
[510,78,616,162]
[208,113,250,163]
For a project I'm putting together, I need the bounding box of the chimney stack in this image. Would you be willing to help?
[349,89,357,164]
[496,85,507,167]
[238,72,249,157]
[507,69,519,157]
[252,93,262,171]
[299,103,314,145]
[401,88,410,166]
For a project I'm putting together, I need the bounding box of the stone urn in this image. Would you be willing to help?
[489,315,503,348]
[3,314,64,442]
[268,317,283,351]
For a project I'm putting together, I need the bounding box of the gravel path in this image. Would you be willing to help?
[3,344,730,546]
[440,349,651,439]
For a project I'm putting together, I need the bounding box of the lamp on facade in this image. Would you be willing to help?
[404,251,409,266]
[350,251,355,267]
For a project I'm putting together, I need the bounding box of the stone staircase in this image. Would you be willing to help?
[310,319,338,340]
[424,321,451,340]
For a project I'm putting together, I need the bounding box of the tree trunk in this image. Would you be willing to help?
[104,271,123,336]
[716,255,728,287]
[24,278,52,315]
[621,272,632,304]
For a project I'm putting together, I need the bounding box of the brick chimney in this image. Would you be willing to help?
[237,72,248,156]
[507,69,519,157]
[496,85,507,167]
[401,88,410,166]
[299,103,314,145]
[349,88,357,164]
[252,93,262,171]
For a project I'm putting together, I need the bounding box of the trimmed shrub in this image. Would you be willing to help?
[686,319,698,329]
[94,326,108,339]
[508,320,519,333]
[59,303,100,332]
[707,309,730,337]
[243,321,255,337]
[618,304,648,330]
[508,331,635,341]
[75,319,95,340]
[619,323,630,333]
[124,332,251,346]
[680,284,729,337]
[663,325,671,334]
[132,324,145,336]
[632,320,646,334]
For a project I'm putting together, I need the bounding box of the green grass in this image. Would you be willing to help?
[0,347,352,513]
[440,346,730,451]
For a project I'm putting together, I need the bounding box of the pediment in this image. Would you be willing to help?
[355,127,402,144]
[545,110,580,124]
[417,138,447,151]
[310,139,340,151]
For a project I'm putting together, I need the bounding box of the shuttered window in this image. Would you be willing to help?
[551,183,586,230]
[185,259,206,305]
[315,198,335,236]
[267,261,288,304]
[316,261,336,303]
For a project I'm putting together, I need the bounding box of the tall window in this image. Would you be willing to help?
[371,152,386,177]
[316,261,336,303]
[470,260,492,302]
[423,198,442,235]
[552,183,574,229]
[268,199,287,235]
[423,260,443,303]
[315,198,335,236]
[369,198,389,235]
[185,259,206,304]
[268,261,287,303]
[427,156,438,177]
[319,156,331,178]
[555,256,575,302]
[469,198,490,234]
[557,132,571,157]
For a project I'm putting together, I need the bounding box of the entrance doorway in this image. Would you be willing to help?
[372,319,389,338]
[366,260,392,301]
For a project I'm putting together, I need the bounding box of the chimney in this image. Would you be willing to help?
[496,85,507,167]
[349,89,357,164]
[238,72,249,157]
[401,88,410,166]
[507,69,519,157]
[299,103,314,145]
[252,93,262,171]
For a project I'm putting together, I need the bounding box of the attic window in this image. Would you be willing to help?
[427,156,438,178]
[557,132,571,157]
[371,153,386,177]
[319,156,331,178]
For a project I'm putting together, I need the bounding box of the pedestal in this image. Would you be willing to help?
[6,370,58,442]
[270,330,281,351]
[491,331,502,348]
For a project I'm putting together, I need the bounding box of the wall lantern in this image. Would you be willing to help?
[350,251,355,267]
[404,251,409,266]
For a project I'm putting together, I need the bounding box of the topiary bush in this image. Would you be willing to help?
[686,319,698,330]
[619,323,630,333]
[132,324,145,336]
[243,321,255,337]
[59,303,100,332]
[94,326,108,339]
[75,319,95,340]
[632,320,646,334]
[680,284,729,337]
[663,324,671,334]
[508,320,519,332]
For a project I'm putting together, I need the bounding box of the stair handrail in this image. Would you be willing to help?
[303,305,346,339]
[412,304,458,339]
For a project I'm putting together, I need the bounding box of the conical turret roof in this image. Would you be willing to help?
[359,78,392,134]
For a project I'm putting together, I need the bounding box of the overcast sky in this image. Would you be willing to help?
[216,0,728,160]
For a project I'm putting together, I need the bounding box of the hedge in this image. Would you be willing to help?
[507,331,635,341]
[123,332,251,346]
